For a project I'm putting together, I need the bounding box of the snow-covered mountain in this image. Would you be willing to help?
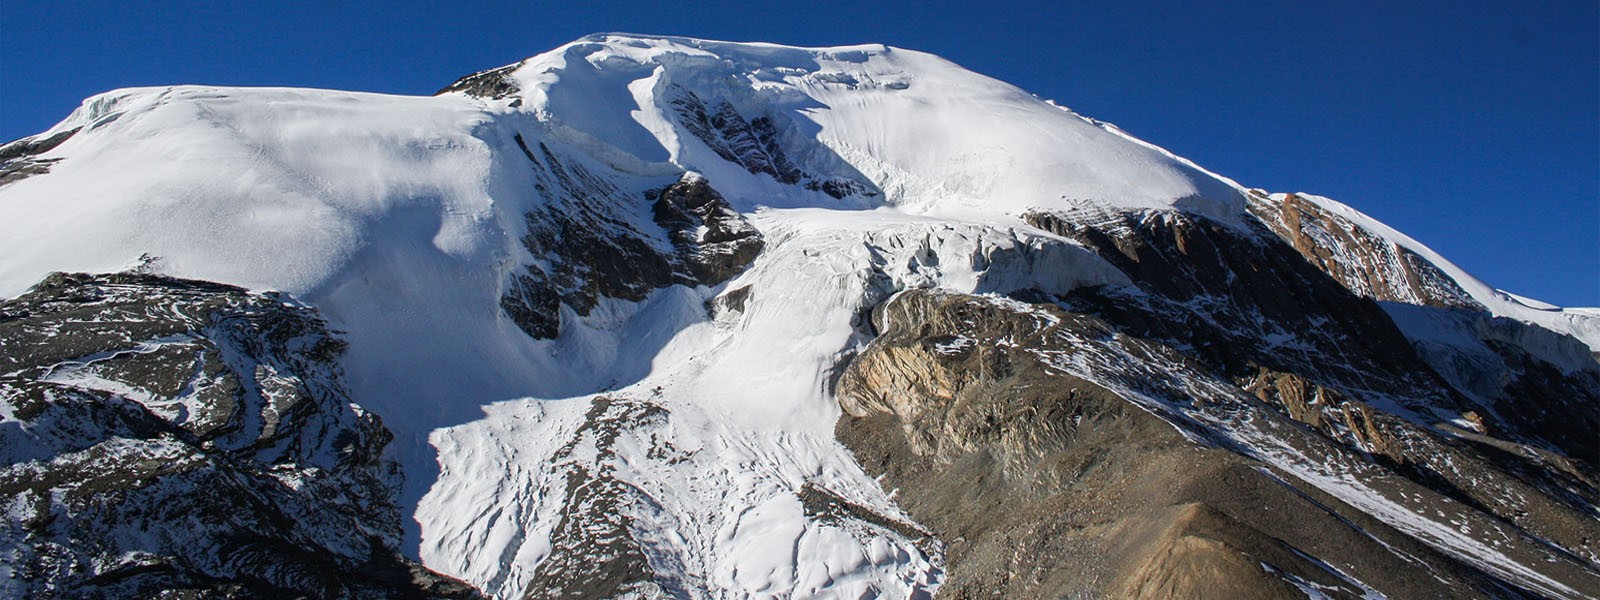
[2,34,1596,598]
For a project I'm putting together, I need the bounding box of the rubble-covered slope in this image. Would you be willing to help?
[837,210,1600,597]
[841,290,1507,598]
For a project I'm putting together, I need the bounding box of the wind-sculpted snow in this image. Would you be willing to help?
[458,33,1251,220]
[2,33,1596,598]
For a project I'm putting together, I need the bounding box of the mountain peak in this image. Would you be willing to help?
[437,34,1248,223]
[3,35,1598,599]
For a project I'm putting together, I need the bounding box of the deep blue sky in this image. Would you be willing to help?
[3,1,1596,305]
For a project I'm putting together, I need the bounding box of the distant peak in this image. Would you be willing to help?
[572,32,892,55]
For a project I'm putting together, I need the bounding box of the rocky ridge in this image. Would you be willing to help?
[0,272,476,598]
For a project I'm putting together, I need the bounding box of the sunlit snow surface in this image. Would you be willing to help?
[2,34,1596,598]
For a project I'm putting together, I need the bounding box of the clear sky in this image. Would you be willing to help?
[3,0,1596,305]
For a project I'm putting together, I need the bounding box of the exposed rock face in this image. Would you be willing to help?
[499,140,762,339]
[1247,191,1481,310]
[0,127,77,186]
[667,87,875,199]
[521,396,669,599]
[649,174,765,285]
[670,88,806,187]
[1024,206,1596,478]
[0,272,477,599]
[1241,368,1409,466]
[1243,192,1600,467]
[1023,207,1448,399]
[1481,332,1600,463]
[435,64,522,99]
[839,288,1600,599]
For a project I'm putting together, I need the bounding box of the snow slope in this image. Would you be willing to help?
[480,34,1250,220]
[1,33,1594,598]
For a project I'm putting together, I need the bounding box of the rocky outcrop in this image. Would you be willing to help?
[1239,192,1600,470]
[667,87,874,199]
[1023,207,1458,406]
[521,396,669,599]
[435,64,522,100]
[1241,368,1411,463]
[1246,191,1481,310]
[0,272,478,598]
[0,127,77,186]
[1023,206,1596,486]
[649,174,765,285]
[499,140,762,339]
[1238,362,1599,548]
[839,288,1600,599]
